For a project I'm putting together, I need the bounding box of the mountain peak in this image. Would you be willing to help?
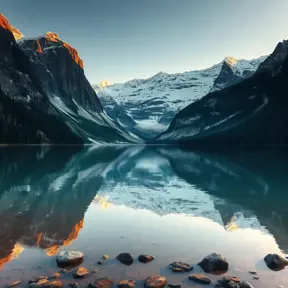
[99,80,111,88]
[44,32,84,69]
[0,14,24,41]
[224,56,238,67]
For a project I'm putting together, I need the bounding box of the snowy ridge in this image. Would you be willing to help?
[95,56,266,136]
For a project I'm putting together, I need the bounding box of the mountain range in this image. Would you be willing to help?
[95,55,266,138]
[1,12,288,146]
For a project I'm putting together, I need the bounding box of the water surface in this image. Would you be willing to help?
[0,145,288,287]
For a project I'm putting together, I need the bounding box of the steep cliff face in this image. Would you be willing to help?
[156,41,288,146]
[0,14,139,144]
[0,14,84,144]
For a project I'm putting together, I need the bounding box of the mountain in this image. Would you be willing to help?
[0,14,140,144]
[156,41,288,145]
[95,56,266,137]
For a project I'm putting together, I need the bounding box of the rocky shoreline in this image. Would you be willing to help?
[6,251,288,288]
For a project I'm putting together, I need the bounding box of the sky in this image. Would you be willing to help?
[1,0,288,84]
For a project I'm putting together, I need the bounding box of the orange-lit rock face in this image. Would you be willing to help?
[45,32,60,42]
[36,40,43,53]
[45,32,84,69]
[0,14,24,40]
[46,219,84,256]
[11,26,24,40]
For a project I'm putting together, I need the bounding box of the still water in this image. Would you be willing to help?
[0,145,288,287]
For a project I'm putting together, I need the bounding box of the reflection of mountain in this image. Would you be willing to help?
[0,145,125,268]
[1,145,288,269]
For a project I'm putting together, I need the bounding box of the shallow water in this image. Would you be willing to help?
[0,145,288,287]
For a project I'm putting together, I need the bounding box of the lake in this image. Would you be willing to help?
[0,145,288,288]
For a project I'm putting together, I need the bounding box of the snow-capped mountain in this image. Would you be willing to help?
[95,56,266,136]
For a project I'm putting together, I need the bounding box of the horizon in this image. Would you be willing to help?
[1,0,288,84]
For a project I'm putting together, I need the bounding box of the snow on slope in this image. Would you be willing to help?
[95,56,266,135]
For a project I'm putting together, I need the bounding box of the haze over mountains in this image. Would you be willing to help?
[1,12,288,145]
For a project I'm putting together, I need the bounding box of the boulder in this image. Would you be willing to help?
[169,262,193,272]
[188,274,212,284]
[116,253,134,266]
[117,280,135,288]
[264,254,288,271]
[56,251,84,268]
[89,278,113,288]
[198,253,229,273]
[144,275,167,288]
[138,255,155,264]
[73,267,89,278]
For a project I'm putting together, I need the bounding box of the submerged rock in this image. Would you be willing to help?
[199,253,229,273]
[138,255,155,264]
[8,281,21,287]
[264,254,288,271]
[117,280,135,288]
[89,278,113,288]
[144,275,167,288]
[169,262,193,272]
[73,267,89,278]
[30,280,64,288]
[97,261,103,265]
[188,274,212,284]
[215,277,240,288]
[56,251,84,268]
[116,253,134,266]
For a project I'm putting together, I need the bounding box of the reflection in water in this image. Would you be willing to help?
[0,145,288,274]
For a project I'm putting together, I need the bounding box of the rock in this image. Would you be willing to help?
[56,251,84,268]
[240,281,254,288]
[188,274,212,284]
[89,278,113,288]
[29,279,50,288]
[73,267,89,278]
[253,276,259,280]
[117,280,135,288]
[103,255,109,260]
[169,262,193,272]
[69,283,80,288]
[199,253,229,273]
[116,253,134,266]
[215,277,240,288]
[264,254,288,271]
[168,285,182,288]
[144,275,167,288]
[30,280,64,288]
[138,255,155,264]
[248,271,256,275]
[97,261,103,265]
[42,281,64,288]
[8,281,21,287]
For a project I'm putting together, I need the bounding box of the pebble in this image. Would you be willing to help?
[89,278,113,288]
[188,274,212,284]
[116,253,134,266]
[253,276,259,280]
[248,271,257,275]
[144,275,167,288]
[103,255,109,260]
[73,267,89,278]
[117,280,135,288]
[169,262,193,272]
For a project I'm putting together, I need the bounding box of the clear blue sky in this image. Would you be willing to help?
[1,0,288,84]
